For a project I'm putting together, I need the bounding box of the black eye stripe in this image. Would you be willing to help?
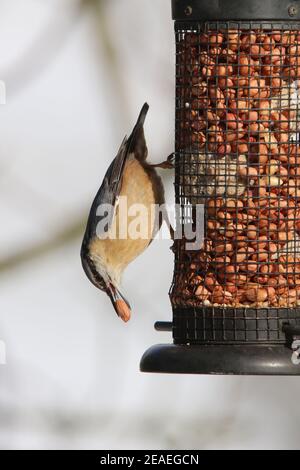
[83,255,106,291]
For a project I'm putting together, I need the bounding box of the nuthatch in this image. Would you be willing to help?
[81,103,173,322]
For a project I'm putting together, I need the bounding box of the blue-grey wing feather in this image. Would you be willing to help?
[81,102,150,280]
[83,135,129,242]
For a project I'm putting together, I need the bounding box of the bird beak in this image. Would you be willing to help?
[107,284,131,323]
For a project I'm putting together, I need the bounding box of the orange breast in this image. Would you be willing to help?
[89,157,158,281]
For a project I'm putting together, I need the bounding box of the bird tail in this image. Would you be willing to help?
[135,102,149,128]
[127,103,149,160]
[130,103,149,138]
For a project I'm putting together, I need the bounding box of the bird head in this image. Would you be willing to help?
[81,247,131,323]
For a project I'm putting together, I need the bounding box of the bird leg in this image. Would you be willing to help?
[168,224,175,241]
[150,153,175,169]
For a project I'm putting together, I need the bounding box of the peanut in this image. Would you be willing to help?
[211,287,233,304]
[195,285,210,300]
[215,243,233,255]
[245,287,268,303]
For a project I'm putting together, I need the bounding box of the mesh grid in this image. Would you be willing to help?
[170,21,300,336]
[173,306,300,344]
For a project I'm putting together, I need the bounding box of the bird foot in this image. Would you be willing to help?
[151,153,175,169]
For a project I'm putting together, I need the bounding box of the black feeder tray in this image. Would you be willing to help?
[141,0,300,375]
[140,311,300,375]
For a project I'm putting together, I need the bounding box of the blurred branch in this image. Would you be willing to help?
[5,0,85,98]
[0,0,133,274]
[0,217,85,275]
[86,0,130,130]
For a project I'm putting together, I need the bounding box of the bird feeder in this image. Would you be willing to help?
[140,0,300,375]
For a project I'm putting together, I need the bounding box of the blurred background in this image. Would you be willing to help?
[0,0,299,450]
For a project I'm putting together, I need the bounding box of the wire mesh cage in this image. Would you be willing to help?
[141,1,300,375]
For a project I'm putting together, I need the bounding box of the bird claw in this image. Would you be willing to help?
[151,153,175,169]
[167,152,175,165]
[162,152,175,168]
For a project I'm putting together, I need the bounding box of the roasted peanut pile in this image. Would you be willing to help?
[173,28,300,308]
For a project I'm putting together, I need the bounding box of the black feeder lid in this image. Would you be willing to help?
[172,0,300,21]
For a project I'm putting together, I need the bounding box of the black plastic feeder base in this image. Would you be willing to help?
[140,343,300,375]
